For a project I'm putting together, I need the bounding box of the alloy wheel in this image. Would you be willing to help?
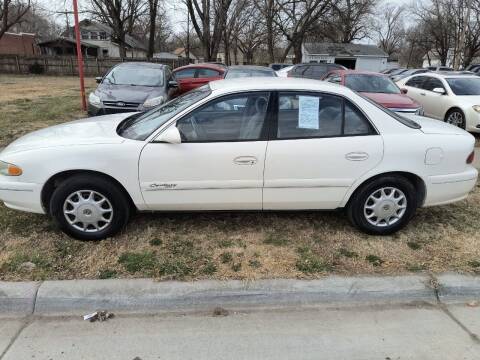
[363,187,407,227]
[446,111,464,128]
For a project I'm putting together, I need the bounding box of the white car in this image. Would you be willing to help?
[276,65,294,77]
[396,72,480,132]
[0,78,477,240]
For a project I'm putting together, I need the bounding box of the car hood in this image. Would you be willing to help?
[1,113,136,155]
[403,114,467,135]
[362,92,418,108]
[96,83,165,103]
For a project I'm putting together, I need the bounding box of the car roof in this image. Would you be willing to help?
[413,71,478,79]
[227,65,274,71]
[173,63,225,72]
[116,62,166,69]
[208,77,351,94]
[328,70,386,76]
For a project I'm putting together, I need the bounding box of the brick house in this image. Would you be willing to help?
[0,32,39,56]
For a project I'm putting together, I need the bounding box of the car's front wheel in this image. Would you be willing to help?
[347,176,417,235]
[49,174,131,240]
[445,109,466,129]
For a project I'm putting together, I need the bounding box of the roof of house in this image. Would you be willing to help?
[153,52,179,60]
[37,37,99,48]
[173,47,198,59]
[303,43,388,58]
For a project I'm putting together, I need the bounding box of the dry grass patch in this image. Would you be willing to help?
[1,182,480,281]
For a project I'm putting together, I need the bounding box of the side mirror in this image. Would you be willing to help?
[155,125,181,144]
[400,88,408,94]
[168,80,179,88]
[95,77,103,84]
[432,87,446,95]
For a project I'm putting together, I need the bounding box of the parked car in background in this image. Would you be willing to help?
[276,65,294,77]
[224,65,277,79]
[0,78,476,240]
[381,68,401,75]
[323,70,423,115]
[390,68,429,82]
[172,63,225,95]
[287,63,346,80]
[270,63,292,71]
[426,66,453,71]
[397,72,480,132]
[88,62,176,116]
[387,68,408,77]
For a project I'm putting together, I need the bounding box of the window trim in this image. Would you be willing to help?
[270,91,379,141]
[174,91,273,143]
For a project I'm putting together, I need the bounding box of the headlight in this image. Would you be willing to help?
[143,96,165,108]
[415,107,424,116]
[472,105,480,113]
[88,92,101,106]
[0,161,22,176]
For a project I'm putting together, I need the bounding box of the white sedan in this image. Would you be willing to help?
[0,78,477,240]
[396,72,480,132]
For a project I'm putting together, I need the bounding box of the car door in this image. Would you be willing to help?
[138,91,271,210]
[419,77,448,119]
[263,92,383,210]
[191,68,223,88]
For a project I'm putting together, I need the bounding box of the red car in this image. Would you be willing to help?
[322,70,423,115]
[172,63,225,95]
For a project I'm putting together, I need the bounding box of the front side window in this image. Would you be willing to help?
[276,92,374,139]
[177,92,270,142]
[118,86,211,140]
[446,77,480,95]
[174,68,196,79]
[345,74,400,94]
[405,76,427,88]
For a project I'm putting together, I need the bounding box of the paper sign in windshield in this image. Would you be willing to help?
[298,96,319,129]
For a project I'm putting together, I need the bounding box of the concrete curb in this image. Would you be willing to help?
[1,275,436,316]
[0,281,40,316]
[437,273,480,302]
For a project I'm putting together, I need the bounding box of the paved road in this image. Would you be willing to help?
[1,303,480,360]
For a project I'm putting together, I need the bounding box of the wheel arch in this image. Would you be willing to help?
[41,170,137,214]
[344,171,427,209]
[444,106,465,121]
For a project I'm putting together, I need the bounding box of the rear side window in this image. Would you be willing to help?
[276,92,375,139]
[405,76,427,88]
[197,68,220,78]
[175,68,196,79]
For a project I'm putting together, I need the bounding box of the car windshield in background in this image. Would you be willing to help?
[104,65,164,87]
[446,77,480,95]
[226,69,276,79]
[345,74,400,94]
[118,86,211,140]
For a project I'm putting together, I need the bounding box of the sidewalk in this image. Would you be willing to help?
[1,274,480,359]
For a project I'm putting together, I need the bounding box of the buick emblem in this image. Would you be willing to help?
[116,101,125,107]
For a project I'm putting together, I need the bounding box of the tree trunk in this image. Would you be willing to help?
[266,0,275,63]
[147,0,158,58]
[293,42,302,64]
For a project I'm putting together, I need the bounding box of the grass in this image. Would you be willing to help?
[2,74,480,281]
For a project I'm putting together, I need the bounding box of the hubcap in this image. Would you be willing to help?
[363,187,407,227]
[447,112,464,128]
[63,190,113,233]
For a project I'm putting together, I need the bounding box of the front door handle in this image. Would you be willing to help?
[345,152,369,161]
[234,156,257,165]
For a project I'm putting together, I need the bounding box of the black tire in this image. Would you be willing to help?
[49,174,131,240]
[347,176,417,235]
[445,108,466,129]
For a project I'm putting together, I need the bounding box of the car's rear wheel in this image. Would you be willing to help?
[347,176,417,235]
[445,109,466,129]
[49,175,130,240]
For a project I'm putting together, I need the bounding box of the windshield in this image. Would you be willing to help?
[118,86,211,140]
[345,74,400,94]
[104,65,164,87]
[446,77,480,95]
[226,69,276,79]
[359,93,421,129]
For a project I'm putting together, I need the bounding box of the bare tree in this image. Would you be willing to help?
[89,0,146,58]
[235,2,266,64]
[0,0,30,39]
[319,0,376,43]
[273,0,335,63]
[254,0,279,63]
[186,0,234,61]
[373,4,405,57]
[462,0,480,67]
[399,22,432,68]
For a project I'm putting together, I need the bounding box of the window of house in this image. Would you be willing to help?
[102,49,109,57]
[99,32,107,40]
[90,31,99,40]
[81,31,89,40]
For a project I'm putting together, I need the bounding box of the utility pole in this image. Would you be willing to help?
[72,0,86,111]
[186,7,190,62]
[455,0,473,70]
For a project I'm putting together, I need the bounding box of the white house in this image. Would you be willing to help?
[302,42,389,72]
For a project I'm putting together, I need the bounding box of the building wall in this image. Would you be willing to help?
[355,57,387,72]
[0,33,39,56]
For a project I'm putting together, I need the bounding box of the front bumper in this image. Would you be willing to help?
[424,167,478,207]
[0,180,44,214]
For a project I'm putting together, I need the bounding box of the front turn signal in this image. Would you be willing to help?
[0,161,23,176]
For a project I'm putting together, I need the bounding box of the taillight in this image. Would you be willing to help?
[467,150,475,164]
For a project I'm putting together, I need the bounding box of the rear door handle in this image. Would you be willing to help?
[345,152,369,161]
[234,156,257,165]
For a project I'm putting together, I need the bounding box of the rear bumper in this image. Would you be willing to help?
[0,180,44,214]
[424,168,478,206]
